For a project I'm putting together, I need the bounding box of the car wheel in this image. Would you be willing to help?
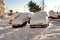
[41,24,48,28]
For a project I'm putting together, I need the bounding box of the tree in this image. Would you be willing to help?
[9,10,13,15]
[28,1,41,12]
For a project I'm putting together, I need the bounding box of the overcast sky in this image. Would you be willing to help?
[4,0,60,12]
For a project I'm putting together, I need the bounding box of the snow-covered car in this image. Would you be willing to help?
[12,13,29,28]
[30,11,49,28]
[47,11,59,22]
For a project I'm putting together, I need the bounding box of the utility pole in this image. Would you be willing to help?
[41,0,44,11]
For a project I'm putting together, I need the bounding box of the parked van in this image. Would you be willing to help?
[29,11,49,28]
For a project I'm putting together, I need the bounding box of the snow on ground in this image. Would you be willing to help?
[1,12,60,40]
[31,20,60,40]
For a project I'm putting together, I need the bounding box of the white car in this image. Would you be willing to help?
[12,13,29,28]
[30,11,49,28]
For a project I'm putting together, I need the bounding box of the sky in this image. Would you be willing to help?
[4,0,60,12]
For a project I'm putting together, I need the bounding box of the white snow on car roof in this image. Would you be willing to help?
[31,11,47,20]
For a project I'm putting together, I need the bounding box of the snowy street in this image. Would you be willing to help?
[31,20,60,40]
[0,24,45,40]
[0,14,60,40]
[0,16,45,40]
[1,0,60,40]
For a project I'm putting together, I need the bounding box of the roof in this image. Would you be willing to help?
[31,11,47,20]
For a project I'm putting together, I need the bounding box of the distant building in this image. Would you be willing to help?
[0,0,4,17]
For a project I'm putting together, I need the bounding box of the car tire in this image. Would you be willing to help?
[12,25,18,28]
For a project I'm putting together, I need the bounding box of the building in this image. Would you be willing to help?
[0,0,4,17]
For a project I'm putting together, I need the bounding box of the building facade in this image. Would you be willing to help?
[0,0,4,17]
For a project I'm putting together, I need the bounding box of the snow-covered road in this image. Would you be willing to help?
[32,21,60,40]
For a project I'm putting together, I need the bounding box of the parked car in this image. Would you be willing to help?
[29,11,49,28]
[12,13,29,28]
